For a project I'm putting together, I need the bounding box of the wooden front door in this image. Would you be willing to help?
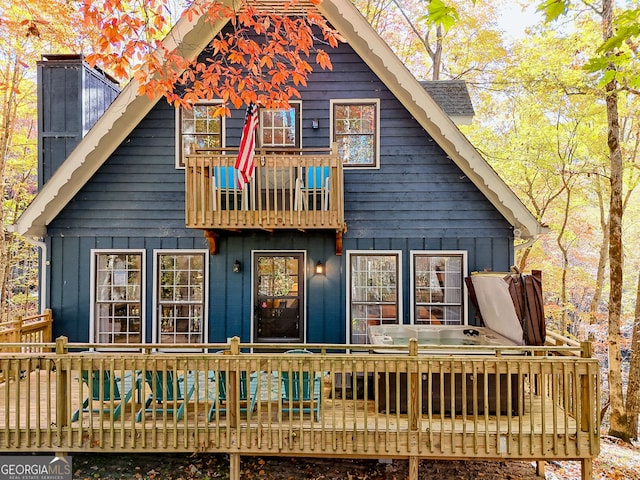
[254,253,304,343]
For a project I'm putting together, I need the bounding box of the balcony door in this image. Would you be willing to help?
[254,252,304,343]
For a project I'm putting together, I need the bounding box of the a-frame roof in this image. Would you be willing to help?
[12,0,544,240]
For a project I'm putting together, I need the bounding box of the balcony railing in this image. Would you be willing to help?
[185,147,345,232]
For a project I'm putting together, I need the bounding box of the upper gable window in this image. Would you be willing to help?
[259,103,301,149]
[177,103,224,168]
[331,99,379,168]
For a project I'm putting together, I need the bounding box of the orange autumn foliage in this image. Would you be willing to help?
[79,0,343,111]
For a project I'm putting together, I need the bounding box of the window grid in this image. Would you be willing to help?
[334,103,377,167]
[180,104,222,167]
[260,106,299,148]
[94,253,142,345]
[157,253,205,344]
[414,254,464,325]
[350,254,399,344]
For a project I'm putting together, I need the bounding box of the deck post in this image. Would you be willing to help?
[229,453,240,480]
[55,336,69,427]
[580,341,593,432]
[409,456,419,480]
[409,338,418,431]
[228,337,241,428]
[581,458,593,480]
[536,460,545,477]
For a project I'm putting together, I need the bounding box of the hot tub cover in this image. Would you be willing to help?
[467,270,546,346]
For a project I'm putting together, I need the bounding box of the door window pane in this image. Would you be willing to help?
[94,252,143,344]
[349,253,400,344]
[157,252,206,344]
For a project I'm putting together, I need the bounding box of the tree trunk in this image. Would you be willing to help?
[626,270,640,440]
[588,180,609,340]
[602,0,628,442]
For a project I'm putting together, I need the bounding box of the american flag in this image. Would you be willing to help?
[235,102,258,190]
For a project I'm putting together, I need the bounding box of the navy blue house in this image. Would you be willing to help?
[13,0,543,350]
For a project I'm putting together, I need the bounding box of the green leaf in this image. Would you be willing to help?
[427,0,459,31]
[536,0,569,23]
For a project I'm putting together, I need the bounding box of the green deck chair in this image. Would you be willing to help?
[135,370,195,422]
[72,370,134,421]
[280,349,322,421]
[208,354,253,421]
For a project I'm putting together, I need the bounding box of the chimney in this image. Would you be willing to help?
[37,54,120,187]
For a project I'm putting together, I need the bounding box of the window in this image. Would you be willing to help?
[177,103,224,168]
[92,251,144,346]
[347,251,401,344]
[259,103,301,148]
[155,251,207,344]
[411,251,466,325]
[331,100,379,168]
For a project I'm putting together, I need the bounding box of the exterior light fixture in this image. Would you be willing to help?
[315,261,324,275]
[311,118,319,129]
[233,260,241,273]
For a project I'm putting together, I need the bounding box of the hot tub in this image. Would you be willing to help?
[368,324,519,352]
[368,325,523,415]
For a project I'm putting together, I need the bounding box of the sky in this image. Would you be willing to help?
[497,2,544,39]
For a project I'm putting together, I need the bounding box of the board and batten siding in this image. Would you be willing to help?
[44,38,513,343]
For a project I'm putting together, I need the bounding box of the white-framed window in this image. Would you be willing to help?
[331,99,380,168]
[91,250,145,347]
[411,251,467,325]
[154,250,208,345]
[176,102,225,168]
[259,102,301,149]
[346,251,402,344]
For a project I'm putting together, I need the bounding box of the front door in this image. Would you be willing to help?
[254,253,304,343]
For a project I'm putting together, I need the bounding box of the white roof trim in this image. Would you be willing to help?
[13,0,543,240]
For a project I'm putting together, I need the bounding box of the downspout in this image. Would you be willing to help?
[24,236,48,315]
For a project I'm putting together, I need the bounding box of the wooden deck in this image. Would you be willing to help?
[0,335,600,480]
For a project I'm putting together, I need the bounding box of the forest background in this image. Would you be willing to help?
[1,0,640,444]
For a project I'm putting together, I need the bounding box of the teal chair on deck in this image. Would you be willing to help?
[295,166,330,211]
[212,166,249,210]
[135,370,195,422]
[208,352,255,421]
[72,370,135,421]
[279,349,322,421]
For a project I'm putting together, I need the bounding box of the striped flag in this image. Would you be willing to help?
[235,102,258,190]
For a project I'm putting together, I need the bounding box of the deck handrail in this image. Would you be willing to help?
[0,334,600,480]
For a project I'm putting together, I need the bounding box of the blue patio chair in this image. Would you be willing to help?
[279,349,322,421]
[135,370,196,422]
[212,166,249,210]
[72,370,135,421]
[295,166,330,211]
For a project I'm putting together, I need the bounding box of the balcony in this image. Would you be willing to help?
[185,147,346,252]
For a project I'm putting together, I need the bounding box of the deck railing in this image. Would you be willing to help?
[0,309,52,354]
[185,148,345,232]
[0,335,599,480]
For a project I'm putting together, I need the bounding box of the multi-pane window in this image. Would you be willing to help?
[259,104,300,148]
[93,251,143,345]
[178,104,223,167]
[332,100,378,167]
[348,252,401,344]
[156,251,206,344]
[412,252,466,325]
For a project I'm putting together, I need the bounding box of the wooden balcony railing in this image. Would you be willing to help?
[0,335,600,480]
[185,147,346,233]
